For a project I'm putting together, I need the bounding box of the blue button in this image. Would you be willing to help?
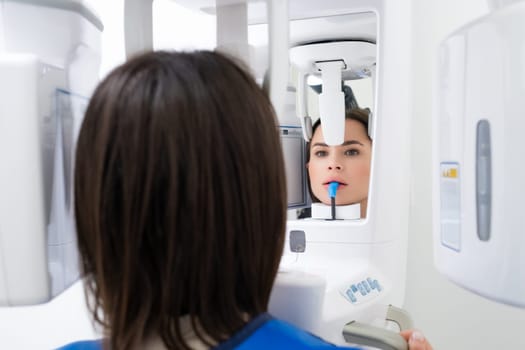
[367,278,382,291]
[362,280,371,293]
[357,282,367,296]
[346,289,357,303]
[351,284,358,293]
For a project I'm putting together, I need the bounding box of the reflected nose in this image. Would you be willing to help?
[327,155,343,171]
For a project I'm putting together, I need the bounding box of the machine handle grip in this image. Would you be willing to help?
[343,321,408,350]
[386,304,414,331]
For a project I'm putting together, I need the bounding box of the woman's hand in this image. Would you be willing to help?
[400,329,433,350]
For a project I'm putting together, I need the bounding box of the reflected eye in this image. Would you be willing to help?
[314,150,328,157]
[345,149,360,156]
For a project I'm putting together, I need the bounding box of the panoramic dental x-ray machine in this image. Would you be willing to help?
[1,0,524,348]
[0,0,415,349]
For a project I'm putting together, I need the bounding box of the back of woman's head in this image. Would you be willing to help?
[74,51,287,349]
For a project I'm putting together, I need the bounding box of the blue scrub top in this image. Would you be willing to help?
[57,313,361,350]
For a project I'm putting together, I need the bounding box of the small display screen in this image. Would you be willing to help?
[280,126,309,209]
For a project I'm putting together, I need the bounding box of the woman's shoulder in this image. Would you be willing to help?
[215,313,360,350]
[55,339,102,350]
[55,316,362,350]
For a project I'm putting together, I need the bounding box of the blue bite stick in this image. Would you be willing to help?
[328,182,339,220]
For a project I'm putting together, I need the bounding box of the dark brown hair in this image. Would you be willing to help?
[74,51,287,349]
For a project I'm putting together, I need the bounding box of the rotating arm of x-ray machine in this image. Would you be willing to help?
[434,0,525,308]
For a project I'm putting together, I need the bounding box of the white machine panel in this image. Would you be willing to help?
[434,1,525,308]
[0,0,102,306]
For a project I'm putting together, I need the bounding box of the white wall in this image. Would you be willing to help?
[405,1,525,349]
[89,0,216,79]
[88,0,125,77]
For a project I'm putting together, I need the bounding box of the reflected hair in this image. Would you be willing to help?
[74,51,287,349]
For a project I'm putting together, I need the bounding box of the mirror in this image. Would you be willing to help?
[283,12,377,220]
[299,74,374,219]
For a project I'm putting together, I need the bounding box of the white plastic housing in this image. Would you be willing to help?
[0,0,102,306]
[290,41,376,145]
[272,1,412,345]
[433,1,525,308]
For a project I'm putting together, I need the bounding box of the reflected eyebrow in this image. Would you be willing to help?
[342,140,364,146]
[312,140,364,148]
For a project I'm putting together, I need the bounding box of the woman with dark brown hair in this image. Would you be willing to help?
[58,50,431,350]
[306,108,372,218]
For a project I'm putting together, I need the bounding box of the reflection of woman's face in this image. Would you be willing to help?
[307,119,372,217]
